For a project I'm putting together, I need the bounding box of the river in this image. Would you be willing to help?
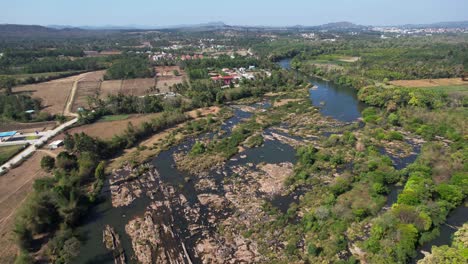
[74,59,461,263]
[278,58,366,122]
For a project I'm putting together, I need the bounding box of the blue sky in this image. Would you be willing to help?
[1,0,467,27]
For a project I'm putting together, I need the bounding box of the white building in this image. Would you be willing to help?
[48,140,63,150]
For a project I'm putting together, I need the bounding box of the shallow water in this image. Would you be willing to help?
[75,102,298,263]
[278,58,365,122]
[75,59,460,263]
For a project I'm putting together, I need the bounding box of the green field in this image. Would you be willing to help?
[417,85,468,96]
[0,145,25,164]
[98,114,130,122]
[307,54,360,66]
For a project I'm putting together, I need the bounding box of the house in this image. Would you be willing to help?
[211,75,235,85]
[48,140,64,150]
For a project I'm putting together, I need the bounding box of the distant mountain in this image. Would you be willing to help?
[315,21,366,30]
[0,24,120,39]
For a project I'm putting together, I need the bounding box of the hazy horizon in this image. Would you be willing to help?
[2,0,468,27]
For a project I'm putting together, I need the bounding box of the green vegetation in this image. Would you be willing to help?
[178,99,310,173]
[271,36,468,88]
[98,114,130,122]
[40,155,55,171]
[418,223,468,263]
[104,56,154,80]
[244,134,264,148]
[15,135,105,262]
[0,145,25,164]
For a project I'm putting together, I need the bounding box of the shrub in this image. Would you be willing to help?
[40,155,55,171]
[190,141,206,156]
[436,184,464,205]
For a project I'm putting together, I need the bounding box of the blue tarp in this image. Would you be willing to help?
[0,131,17,138]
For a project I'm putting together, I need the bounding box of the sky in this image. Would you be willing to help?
[1,0,468,27]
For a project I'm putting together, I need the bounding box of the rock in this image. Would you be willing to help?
[257,163,294,195]
[102,225,126,264]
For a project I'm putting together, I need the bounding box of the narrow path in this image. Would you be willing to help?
[63,75,81,117]
[36,149,58,158]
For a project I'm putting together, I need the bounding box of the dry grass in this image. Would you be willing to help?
[155,66,185,93]
[100,80,123,97]
[390,78,467,88]
[14,78,74,114]
[100,78,158,98]
[72,81,101,112]
[0,121,57,134]
[121,78,155,96]
[60,113,162,140]
[273,99,303,107]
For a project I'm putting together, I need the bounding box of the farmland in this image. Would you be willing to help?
[390,78,467,88]
[71,71,105,112]
[99,66,184,97]
[61,113,162,139]
[13,76,75,114]
[155,65,186,93]
[0,145,25,164]
[0,120,57,134]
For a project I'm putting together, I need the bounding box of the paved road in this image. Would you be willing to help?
[0,118,78,173]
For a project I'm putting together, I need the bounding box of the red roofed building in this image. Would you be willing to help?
[211,75,235,85]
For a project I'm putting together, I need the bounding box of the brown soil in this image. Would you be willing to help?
[60,113,162,140]
[186,106,220,118]
[100,78,161,98]
[121,78,155,96]
[0,121,57,134]
[273,98,303,107]
[13,71,106,115]
[72,81,101,112]
[14,78,74,115]
[0,152,49,263]
[390,78,467,87]
[155,66,185,93]
[100,80,123,97]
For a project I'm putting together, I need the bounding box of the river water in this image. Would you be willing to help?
[278,58,365,122]
[74,59,461,263]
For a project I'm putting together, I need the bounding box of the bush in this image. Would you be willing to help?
[40,155,55,171]
[55,152,77,171]
[190,141,206,156]
[436,184,464,205]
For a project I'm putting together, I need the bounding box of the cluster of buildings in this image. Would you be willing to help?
[210,66,257,86]
[372,27,468,35]
[180,54,204,61]
[149,52,205,61]
[301,33,316,39]
[150,52,176,61]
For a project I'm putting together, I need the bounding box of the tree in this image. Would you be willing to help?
[55,152,77,171]
[40,156,55,171]
[95,161,106,181]
[0,76,15,95]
